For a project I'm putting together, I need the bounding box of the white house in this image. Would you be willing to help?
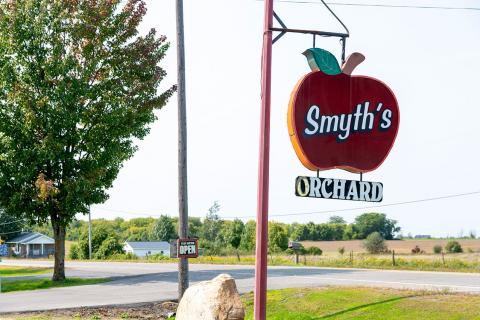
[6,232,55,258]
[123,241,170,257]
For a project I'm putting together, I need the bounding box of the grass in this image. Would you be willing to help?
[242,287,480,319]
[0,265,52,277]
[0,277,111,293]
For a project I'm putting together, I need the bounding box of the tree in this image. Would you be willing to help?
[445,241,463,253]
[240,220,256,252]
[150,215,176,241]
[268,222,288,253]
[225,219,244,260]
[328,216,346,224]
[94,236,123,259]
[363,232,387,254]
[291,224,309,241]
[202,202,222,243]
[354,213,400,240]
[0,1,174,280]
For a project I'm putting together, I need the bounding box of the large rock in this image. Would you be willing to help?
[175,273,245,320]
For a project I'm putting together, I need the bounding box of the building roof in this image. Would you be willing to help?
[124,241,170,251]
[6,232,54,245]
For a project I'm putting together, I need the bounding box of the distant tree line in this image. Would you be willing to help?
[23,203,402,258]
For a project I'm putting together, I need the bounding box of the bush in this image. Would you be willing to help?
[433,245,442,254]
[445,241,463,253]
[94,236,124,259]
[307,247,323,256]
[338,247,345,255]
[69,243,81,260]
[363,232,387,254]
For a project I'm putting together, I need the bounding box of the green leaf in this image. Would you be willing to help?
[302,48,342,75]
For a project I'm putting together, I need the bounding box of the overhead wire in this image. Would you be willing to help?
[231,190,480,219]
[273,0,480,11]
[93,190,480,220]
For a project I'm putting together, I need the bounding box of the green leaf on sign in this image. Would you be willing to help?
[303,48,342,75]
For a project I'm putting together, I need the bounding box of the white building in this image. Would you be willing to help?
[123,241,170,257]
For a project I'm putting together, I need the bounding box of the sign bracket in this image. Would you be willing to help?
[272,0,350,63]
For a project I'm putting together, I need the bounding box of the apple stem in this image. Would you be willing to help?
[342,52,365,75]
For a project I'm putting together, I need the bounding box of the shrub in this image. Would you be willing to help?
[363,232,387,254]
[433,245,442,254]
[69,243,81,260]
[94,236,124,259]
[445,241,463,253]
[307,247,323,256]
[338,247,345,255]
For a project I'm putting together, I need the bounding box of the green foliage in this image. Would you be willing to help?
[433,245,442,254]
[69,243,81,260]
[307,247,322,256]
[268,222,288,253]
[445,241,463,253]
[355,213,400,240]
[240,220,256,252]
[328,215,346,224]
[150,215,176,241]
[94,236,123,259]
[0,0,174,278]
[225,219,244,250]
[363,232,387,254]
[201,202,222,243]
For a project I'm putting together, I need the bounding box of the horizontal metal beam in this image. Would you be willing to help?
[270,27,348,39]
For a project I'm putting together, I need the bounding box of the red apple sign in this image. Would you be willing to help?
[288,48,400,173]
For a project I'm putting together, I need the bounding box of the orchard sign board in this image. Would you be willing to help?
[295,176,383,202]
[288,48,399,202]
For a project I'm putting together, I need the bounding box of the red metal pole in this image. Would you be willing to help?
[254,0,274,319]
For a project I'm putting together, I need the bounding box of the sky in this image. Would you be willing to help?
[87,0,480,237]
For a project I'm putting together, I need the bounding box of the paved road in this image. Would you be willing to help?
[1,260,479,313]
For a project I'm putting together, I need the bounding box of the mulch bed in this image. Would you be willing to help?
[3,301,178,319]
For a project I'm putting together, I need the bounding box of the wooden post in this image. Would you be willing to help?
[176,0,189,300]
[392,250,396,266]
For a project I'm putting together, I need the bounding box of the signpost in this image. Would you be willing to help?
[254,1,398,319]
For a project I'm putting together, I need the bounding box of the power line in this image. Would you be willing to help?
[96,190,480,220]
[233,190,480,219]
[0,229,23,235]
[0,218,25,226]
[273,1,480,11]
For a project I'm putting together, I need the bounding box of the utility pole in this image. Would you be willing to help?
[88,207,92,260]
[175,0,189,300]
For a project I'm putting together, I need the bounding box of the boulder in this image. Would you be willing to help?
[175,273,245,320]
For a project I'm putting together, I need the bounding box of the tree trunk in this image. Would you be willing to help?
[236,249,240,262]
[52,219,66,281]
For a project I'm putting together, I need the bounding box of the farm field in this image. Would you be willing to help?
[301,239,480,254]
